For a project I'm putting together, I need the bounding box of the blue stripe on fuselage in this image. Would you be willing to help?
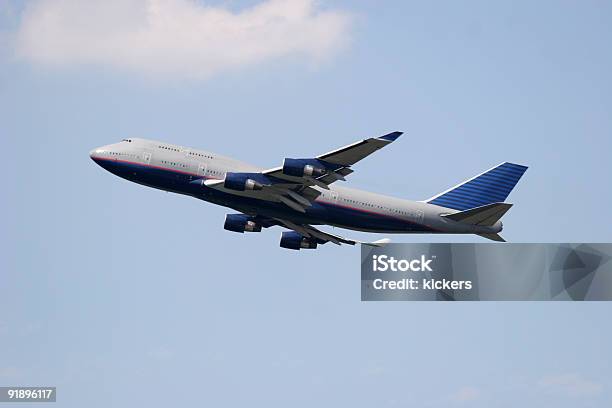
[92,157,435,233]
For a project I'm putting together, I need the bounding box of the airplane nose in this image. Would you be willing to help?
[90,148,105,163]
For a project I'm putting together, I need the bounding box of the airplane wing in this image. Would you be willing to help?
[250,215,390,247]
[275,219,390,247]
[201,131,403,212]
[263,130,403,187]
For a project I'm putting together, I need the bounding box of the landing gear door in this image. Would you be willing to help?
[143,152,151,165]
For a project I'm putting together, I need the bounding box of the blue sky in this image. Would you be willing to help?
[1,1,611,406]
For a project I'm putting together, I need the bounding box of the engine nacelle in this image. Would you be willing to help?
[282,158,326,178]
[224,214,262,233]
[279,231,318,250]
[224,173,264,191]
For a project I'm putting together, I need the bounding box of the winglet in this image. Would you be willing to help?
[378,131,403,142]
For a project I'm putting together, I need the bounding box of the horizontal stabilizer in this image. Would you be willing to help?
[363,238,391,247]
[443,202,513,226]
[477,233,506,242]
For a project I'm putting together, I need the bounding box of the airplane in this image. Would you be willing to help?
[89,132,528,250]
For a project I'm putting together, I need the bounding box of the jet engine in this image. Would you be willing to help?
[282,158,326,178]
[223,173,263,191]
[224,214,262,233]
[279,231,318,250]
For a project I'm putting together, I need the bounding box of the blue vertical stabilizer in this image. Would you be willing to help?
[427,162,528,211]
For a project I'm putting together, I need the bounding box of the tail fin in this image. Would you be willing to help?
[427,162,528,211]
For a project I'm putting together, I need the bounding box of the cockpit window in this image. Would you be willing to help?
[121,139,133,142]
